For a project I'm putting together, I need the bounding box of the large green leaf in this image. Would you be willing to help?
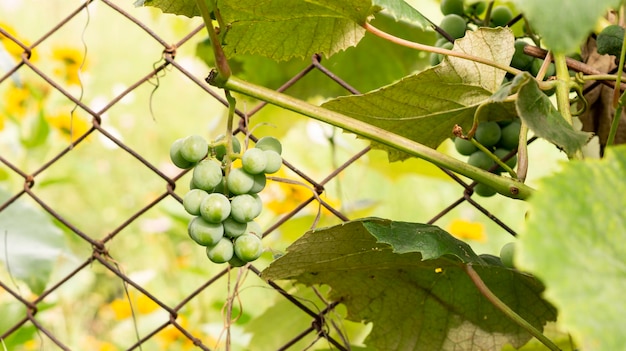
[263,218,557,351]
[517,145,626,351]
[515,0,621,54]
[0,188,67,294]
[322,27,517,161]
[372,0,428,27]
[133,0,200,18]
[218,0,379,60]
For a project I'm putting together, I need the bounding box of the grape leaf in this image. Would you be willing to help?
[372,0,428,27]
[516,145,626,351]
[0,188,67,294]
[322,27,517,161]
[515,0,621,54]
[513,73,592,156]
[262,218,557,351]
[133,0,200,18]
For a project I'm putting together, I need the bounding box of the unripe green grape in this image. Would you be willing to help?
[530,59,556,79]
[466,1,486,16]
[493,148,517,172]
[439,14,467,40]
[199,193,231,223]
[223,216,247,238]
[230,194,262,223]
[226,168,255,195]
[263,150,282,174]
[499,120,521,150]
[188,216,224,246]
[249,173,266,194]
[474,121,501,147]
[206,237,234,263]
[474,182,497,197]
[192,160,223,191]
[454,137,477,156]
[183,189,209,216]
[246,220,263,238]
[489,6,513,27]
[430,52,442,66]
[255,136,282,155]
[468,150,494,170]
[242,148,268,175]
[180,135,208,163]
[234,234,263,262]
[511,40,533,71]
[170,138,194,169]
[212,134,241,161]
[500,242,516,268]
[430,41,454,67]
[440,0,464,16]
[228,254,247,267]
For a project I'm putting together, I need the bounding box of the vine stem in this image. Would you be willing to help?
[606,18,626,147]
[195,0,230,82]
[210,75,534,200]
[363,22,522,76]
[464,264,562,351]
[553,52,583,159]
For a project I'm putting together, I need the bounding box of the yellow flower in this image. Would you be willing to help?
[52,46,86,85]
[46,112,91,142]
[82,336,118,351]
[4,83,31,119]
[447,219,487,242]
[0,22,36,61]
[156,316,220,350]
[108,293,160,320]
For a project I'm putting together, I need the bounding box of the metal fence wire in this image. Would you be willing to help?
[0,1,524,350]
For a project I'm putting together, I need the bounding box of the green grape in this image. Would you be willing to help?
[242,148,268,175]
[474,182,497,197]
[430,41,454,66]
[510,40,533,70]
[234,234,263,262]
[597,24,625,57]
[223,216,247,238]
[212,134,242,161]
[474,121,501,147]
[228,254,247,267]
[188,216,224,246]
[530,59,556,79]
[440,0,464,16]
[246,220,263,238]
[499,242,516,268]
[170,138,194,169]
[183,189,209,216]
[489,6,513,27]
[468,150,494,170]
[493,148,517,172]
[199,193,231,223]
[263,150,282,174]
[439,14,467,40]
[206,237,234,263]
[180,135,208,163]
[454,137,477,156]
[230,194,262,223]
[255,136,282,155]
[249,173,266,194]
[226,168,255,195]
[430,52,442,66]
[192,160,223,191]
[499,120,521,150]
[466,1,486,16]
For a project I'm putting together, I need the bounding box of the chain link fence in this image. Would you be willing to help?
[1,1,526,350]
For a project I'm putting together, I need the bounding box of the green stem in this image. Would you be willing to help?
[363,23,521,76]
[553,52,583,159]
[606,21,626,147]
[465,264,562,351]
[196,0,230,82]
[469,138,517,178]
[212,75,534,200]
[222,90,236,195]
[517,121,529,182]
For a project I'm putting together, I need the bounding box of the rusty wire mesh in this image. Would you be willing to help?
[0,1,526,350]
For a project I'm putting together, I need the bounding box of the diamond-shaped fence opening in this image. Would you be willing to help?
[0,1,528,350]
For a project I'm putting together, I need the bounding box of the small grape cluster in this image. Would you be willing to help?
[453,120,521,197]
[170,134,283,266]
[435,0,561,83]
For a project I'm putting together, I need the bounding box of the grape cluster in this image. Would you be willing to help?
[454,120,521,197]
[170,134,283,266]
